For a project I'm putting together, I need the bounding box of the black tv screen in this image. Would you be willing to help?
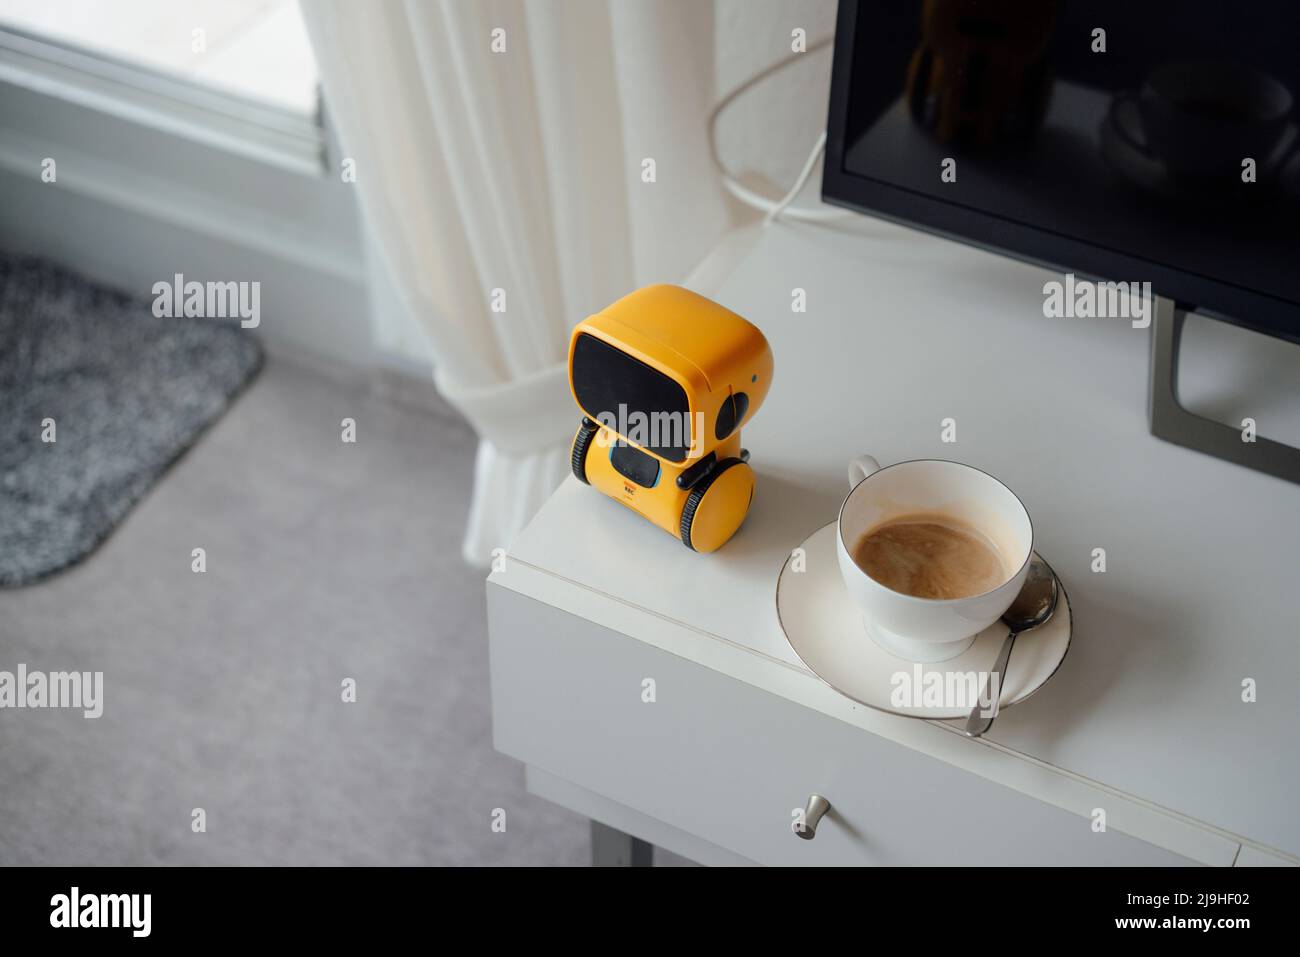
[823,0,1300,345]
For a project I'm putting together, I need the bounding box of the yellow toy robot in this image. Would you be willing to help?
[568,285,773,552]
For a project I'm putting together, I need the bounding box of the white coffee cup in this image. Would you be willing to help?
[836,456,1033,662]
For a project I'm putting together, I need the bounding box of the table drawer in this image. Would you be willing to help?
[489,584,1197,866]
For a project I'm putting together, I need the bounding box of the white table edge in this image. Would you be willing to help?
[487,558,1300,867]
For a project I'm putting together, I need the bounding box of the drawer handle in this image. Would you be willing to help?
[793,794,831,840]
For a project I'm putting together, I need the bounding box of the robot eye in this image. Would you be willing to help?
[715,391,750,440]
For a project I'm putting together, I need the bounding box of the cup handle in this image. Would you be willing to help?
[848,455,881,489]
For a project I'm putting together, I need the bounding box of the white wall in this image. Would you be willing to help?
[713,0,837,198]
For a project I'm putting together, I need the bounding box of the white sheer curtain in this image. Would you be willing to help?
[301,0,733,564]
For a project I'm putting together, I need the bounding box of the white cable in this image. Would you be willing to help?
[763,129,829,226]
[706,35,851,225]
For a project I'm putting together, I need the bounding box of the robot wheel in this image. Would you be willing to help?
[679,457,755,552]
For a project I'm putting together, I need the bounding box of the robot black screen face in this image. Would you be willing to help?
[571,333,692,462]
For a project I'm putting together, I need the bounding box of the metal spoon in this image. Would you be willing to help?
[963,557,1059,738]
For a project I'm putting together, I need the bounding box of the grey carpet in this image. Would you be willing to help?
[0,357,603,866]
[0,255,262,587]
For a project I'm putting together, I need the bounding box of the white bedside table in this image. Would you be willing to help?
[487,217,1300,867]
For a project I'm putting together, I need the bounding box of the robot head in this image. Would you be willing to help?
[568,285,773,464]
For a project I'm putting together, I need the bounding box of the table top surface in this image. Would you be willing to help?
[508,215,1300,857]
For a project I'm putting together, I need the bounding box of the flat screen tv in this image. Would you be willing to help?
[823,0,1300,482]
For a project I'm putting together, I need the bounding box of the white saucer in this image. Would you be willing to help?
[776,523,1072,719]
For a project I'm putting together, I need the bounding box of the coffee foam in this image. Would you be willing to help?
[851,512,1011,600]
[852,493,1027,579]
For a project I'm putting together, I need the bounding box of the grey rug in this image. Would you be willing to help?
[0,256,263,586]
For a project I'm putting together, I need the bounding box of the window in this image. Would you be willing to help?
[0,0,319,115]
[0,0,372,365]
